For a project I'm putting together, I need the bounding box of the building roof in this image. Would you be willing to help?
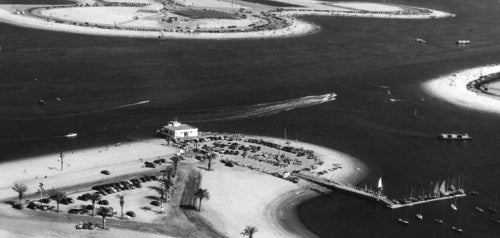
[163,124,197,131]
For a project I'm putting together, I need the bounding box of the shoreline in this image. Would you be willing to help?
[423,64,500,115]
[0,1,454,40]
[0,133,367,237]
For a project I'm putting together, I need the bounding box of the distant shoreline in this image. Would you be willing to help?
[0,0,454,39]
[423,64,500,115]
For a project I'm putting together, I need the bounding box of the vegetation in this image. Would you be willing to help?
[241,226,258,238]
[96,206,114,229]
[153,175,174,214]
[115,194,125,219]
[208,153,216,171]
[173,9,238,19]
[170,155,181,176]
[89,193,101,216]
[194,188,210,211]
[12,183,28,203]
[48,188,66,212]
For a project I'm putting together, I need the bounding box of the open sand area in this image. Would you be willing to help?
[0,139,177,201]
[0,132,367,238]
[0,0,454,39]
[423,64,500,115]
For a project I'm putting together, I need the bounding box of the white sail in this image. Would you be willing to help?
[377,178,383,189]
[433,182,439,195]
[439,180,448,196]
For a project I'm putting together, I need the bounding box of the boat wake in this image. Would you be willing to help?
[0,100,150,121]
[185,93,337,122]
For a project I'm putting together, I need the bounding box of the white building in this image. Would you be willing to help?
[159,121,198,139]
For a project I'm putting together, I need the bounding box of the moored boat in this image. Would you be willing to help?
[434,219,444,224]
[475,206,485,212]
[451,226,463,233]
[438,133,471,141]
[397,218,410,225]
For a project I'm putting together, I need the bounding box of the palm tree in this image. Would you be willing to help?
[207,153,216,171]
[12,183,28,204]
[153,177,173,213]
[48,188,66,212]
[89,193,101,216]
[241,226,258,238]
[194,188,209,211]
[170,156,180,176]
[115,194,125,219]
[96,206,114,229]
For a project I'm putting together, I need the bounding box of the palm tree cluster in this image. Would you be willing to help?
[96,206,114,229]
[152,165,175,213]
[48,188,67,212]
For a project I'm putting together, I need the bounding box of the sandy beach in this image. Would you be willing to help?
[0,132,367,237]
[0,0,453,39]
[423,64,500,115]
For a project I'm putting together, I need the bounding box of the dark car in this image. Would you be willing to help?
[126,211,136,217]
[100,170,110,175]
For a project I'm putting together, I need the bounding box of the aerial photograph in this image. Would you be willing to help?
[0,0,499,237]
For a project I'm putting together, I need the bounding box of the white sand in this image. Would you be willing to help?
[198,136,367,238]
[0,139,178,201]
[328,2,404,12]
[423,64,500,115]
[0,0,454,39]
[178,0,243,9]
[0,208,174,238]
[39,7,159,26]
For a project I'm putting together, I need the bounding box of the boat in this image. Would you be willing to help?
[434,219,444,224]
[64,133,78,138]
[38,99,46,105]
[456,40,471,45]
[438,133,472,141]
[470,191,478,195]
[416,214,423,220]
[490,218,500,224]
[439,180,448,196]
[377,177,383,193]
[451,226,463,233]
[397,218,410,225]
[416,38,426,44]
[451,203,458,211]
[475,206,485,212]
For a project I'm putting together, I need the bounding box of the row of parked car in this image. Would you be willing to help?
[91,175,157,195]
[144,158,167,168]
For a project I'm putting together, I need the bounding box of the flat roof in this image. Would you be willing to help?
[163,124,197,131]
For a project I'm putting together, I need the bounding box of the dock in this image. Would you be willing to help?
[296,172,466,209]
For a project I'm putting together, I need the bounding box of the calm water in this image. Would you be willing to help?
[0,0,499,237]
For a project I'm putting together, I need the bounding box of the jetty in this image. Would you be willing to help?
[296,172,466,209]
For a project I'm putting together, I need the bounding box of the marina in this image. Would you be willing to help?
[296,172,466,209]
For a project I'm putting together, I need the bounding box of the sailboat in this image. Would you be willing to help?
[376,177,383,197]
[416,214,423,220]
[439,180,448,196]
[451,202,458,211]
[451,226,463,233]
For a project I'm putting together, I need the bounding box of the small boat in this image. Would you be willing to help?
[451,226,463,233]
[416,38,426,43]
[451,203,458,211]
[475,206,485,212]
[397,218,410,225]
[434,219,444,224]
[490,218,500,224]
[456,40,471,45]
[328,41,334,45]
[438,133,472,141]
[470,191,478,195]
[38,99,46,105]
[416,214,423,220]
[65,133,78,138]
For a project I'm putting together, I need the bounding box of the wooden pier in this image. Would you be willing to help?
[296,172,466,209]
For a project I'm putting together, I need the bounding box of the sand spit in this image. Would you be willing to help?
[0,133,367,238]
[0,0,453,39]
[423,64,500,115]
